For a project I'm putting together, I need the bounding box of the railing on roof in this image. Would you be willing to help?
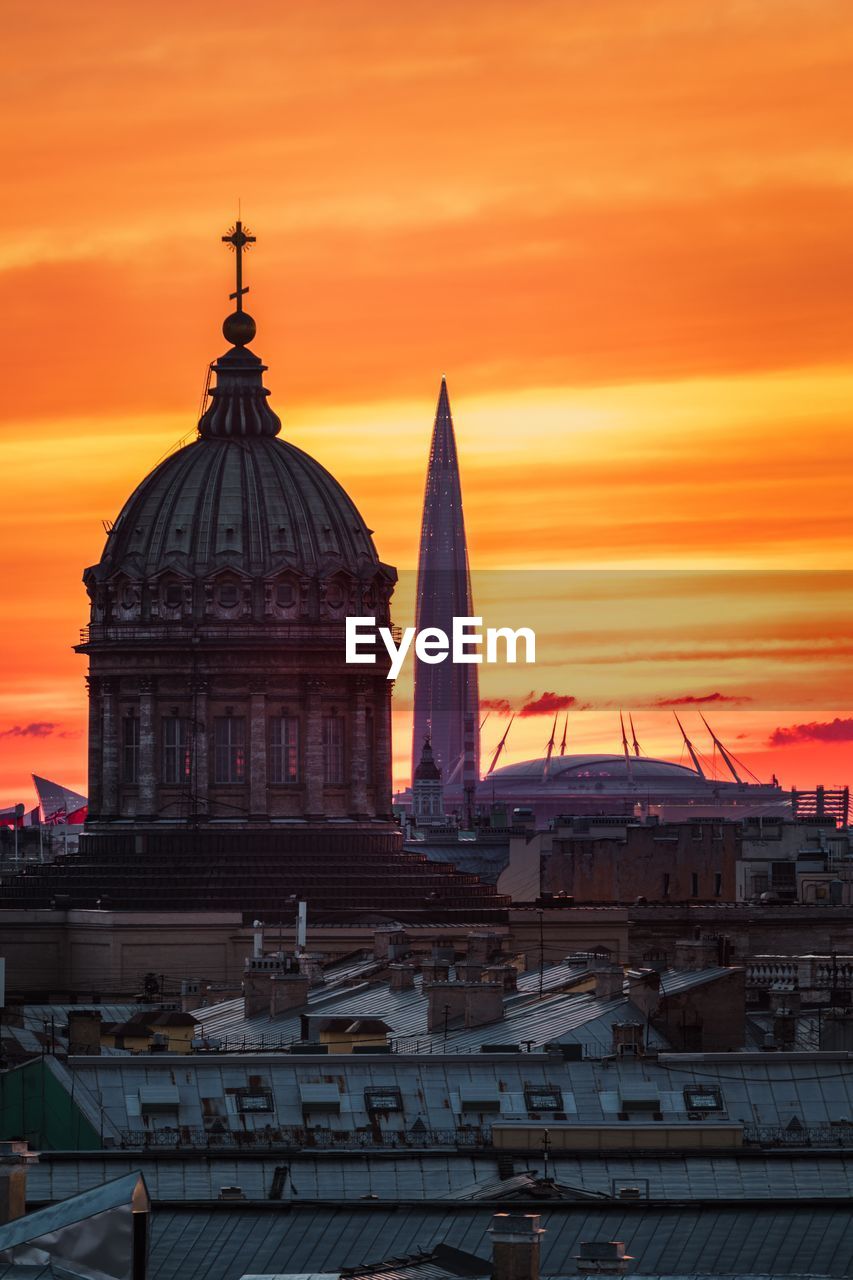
[743,1123,853,1149]
[191,1035,596,1056]
[116,1125,492,1151]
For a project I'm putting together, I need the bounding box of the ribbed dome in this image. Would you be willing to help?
[84,331,395,621]
[92,433,381,582]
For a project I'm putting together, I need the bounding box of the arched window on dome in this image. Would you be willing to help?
[322,574,350,617]
[217,579,240,610]
[160,577,185,614]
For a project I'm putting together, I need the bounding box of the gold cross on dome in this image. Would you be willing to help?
[222,219,256,311]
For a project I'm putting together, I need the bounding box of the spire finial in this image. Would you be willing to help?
[221,218,257,347]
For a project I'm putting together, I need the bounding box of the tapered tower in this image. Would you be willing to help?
[412,379,480,794]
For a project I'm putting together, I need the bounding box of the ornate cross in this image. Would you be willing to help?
[222,219,256,311]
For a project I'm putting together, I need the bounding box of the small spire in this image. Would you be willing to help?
[198,221,281,440]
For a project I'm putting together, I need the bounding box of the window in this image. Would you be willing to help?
[364,1087,402,1114]
[691,872,699,897]
[662,873,670,898]
[217,581,240,609]
[162,717,192,785]
[214,716,246,784]
[122,714,139,783]
[236,1088,274,1113]
[365,706,375,785]
[162,581,183,609]
[323,715,346,785]
[684,1087,723,1111]
[275,580,296,608]
[269,716,299,784]
[714,872,723,897]
[524,1086,563,1113]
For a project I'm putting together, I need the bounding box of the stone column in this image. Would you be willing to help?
[101,677,118,818]
[304,678,325,819]
[138,677,157,820]
[249,683,268,820]
[374,681,393,818]
[350,677,369,818]
[191,678,209,822]
[85,675,102,820]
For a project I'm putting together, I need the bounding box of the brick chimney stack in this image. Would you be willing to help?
[489,1212,544,1280]
[0,1142,37,1226]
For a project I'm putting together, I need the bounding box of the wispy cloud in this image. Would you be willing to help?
[769,718,853,747]
[0,722,57,739]
[653,692,750,707]
[518,692,577,718]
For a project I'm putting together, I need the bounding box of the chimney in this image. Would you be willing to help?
[421,959,451,984]
[67,1009,101,1056]
[594,965,625,1001]
[674,935,720,971]
[243,951,300,1018]
[467,931,503,965]
[464,981,503,1028]
[0,1142,37,1226]
[483,963,518,992]
[270,973,311,1016]
[252,919,264,959]
[490,1212,544,1280]
[626,967,661,1017]
[574,1240,632,1275]
[297,952,326,988]
[374,927,411,963]
[181,978,202,1013]
[389,963,415,992]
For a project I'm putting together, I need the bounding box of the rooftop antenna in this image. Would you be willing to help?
[673,711,706,780]
[487,715,514,776]
[620,712,634,782]
[699,713,742,784]
[629,713,641,758]
[559,714,568,756]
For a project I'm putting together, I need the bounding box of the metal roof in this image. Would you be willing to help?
[190,963,649,1055]
[146,1205,853,1279]
[24,1152,853,1204]
[64,1051,853,1137]
[658,968,734,995]
[0,1172,146,1252]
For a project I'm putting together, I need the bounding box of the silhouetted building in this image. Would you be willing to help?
[412,379,480,794]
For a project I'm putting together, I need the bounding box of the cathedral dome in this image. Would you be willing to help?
[84,334,394,625]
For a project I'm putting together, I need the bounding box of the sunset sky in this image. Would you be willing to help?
[2,0,853,804]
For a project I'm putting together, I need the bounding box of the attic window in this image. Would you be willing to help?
[684,1087,722,1112]
[236,1088,274,1113]
[459,1086,502,1113]
[365,1087,402,1114]
[524,1086,563,1113]
[619,1088,660,1112]
[299,1083,341,1114]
